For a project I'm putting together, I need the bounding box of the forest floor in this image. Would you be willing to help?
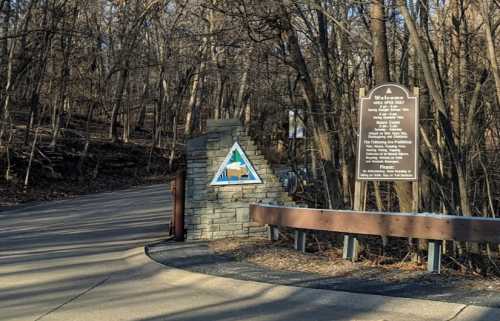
[0,140,175,208]
[0,171,170,208]
[0,120,178,208]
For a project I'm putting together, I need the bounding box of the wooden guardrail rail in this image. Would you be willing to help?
[250,204,500,242]
[250,204,500,273]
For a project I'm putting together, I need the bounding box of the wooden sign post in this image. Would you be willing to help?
[344,84,421,263]
[343,88,365,261]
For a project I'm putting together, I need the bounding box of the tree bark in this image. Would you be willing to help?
[450,0,462,146]
[0,28,15,148]
[479,0,500,106]
[371,0,390,83]
[184,62,203,136]
[110,64,129,142]
[235,47,253,119]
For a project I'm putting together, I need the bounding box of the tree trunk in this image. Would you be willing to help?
[168,113,178,171]
[24,0,53,146]
[450,0,462,147]
[1,0,10,88]
[235,47,252,119]
[136,73,149,130]
[51,2,78,148]
[185,44,207,136]
[24,126,40,190]
[371,0,390,82]
[110,64,129,143]
[122,83,131,143]
[479,0,500,106]
[0,31,15,148]
[396,0,471,218]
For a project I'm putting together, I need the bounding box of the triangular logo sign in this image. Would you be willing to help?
[386,88,392,94]
[210,142,262,186]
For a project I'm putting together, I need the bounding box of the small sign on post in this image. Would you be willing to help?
[356,84,419,181]
[288,110,305,139]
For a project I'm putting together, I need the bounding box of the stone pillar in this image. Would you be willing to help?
[184,119,295,240]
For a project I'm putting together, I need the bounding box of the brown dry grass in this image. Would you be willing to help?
[209,237,500,291]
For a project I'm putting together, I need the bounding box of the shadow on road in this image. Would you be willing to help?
[0,184,171,321]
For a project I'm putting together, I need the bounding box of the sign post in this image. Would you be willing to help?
[344,84,420,262]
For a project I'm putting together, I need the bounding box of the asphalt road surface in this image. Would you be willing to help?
[0,185,171,321]
[1,184,498,321]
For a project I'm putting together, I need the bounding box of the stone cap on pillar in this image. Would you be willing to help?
[207,119,241,133]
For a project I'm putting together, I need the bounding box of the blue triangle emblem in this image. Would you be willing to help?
[210,142,262,185]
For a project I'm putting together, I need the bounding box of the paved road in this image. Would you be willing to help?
[1,184,499,321]
[0,185,171,321]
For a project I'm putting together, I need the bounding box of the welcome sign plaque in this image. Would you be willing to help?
[356,84,419,181]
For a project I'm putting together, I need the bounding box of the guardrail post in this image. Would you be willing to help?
[343,235,359,261]
[427,240,442,273]
[268,225,280,241]
[294,230,307,253]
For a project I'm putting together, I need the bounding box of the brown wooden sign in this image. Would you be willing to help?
[356,84,419,181]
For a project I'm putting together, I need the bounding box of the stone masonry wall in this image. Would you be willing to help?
[185,119,295,240]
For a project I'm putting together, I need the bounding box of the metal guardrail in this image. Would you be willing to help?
[250,203,500,273]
